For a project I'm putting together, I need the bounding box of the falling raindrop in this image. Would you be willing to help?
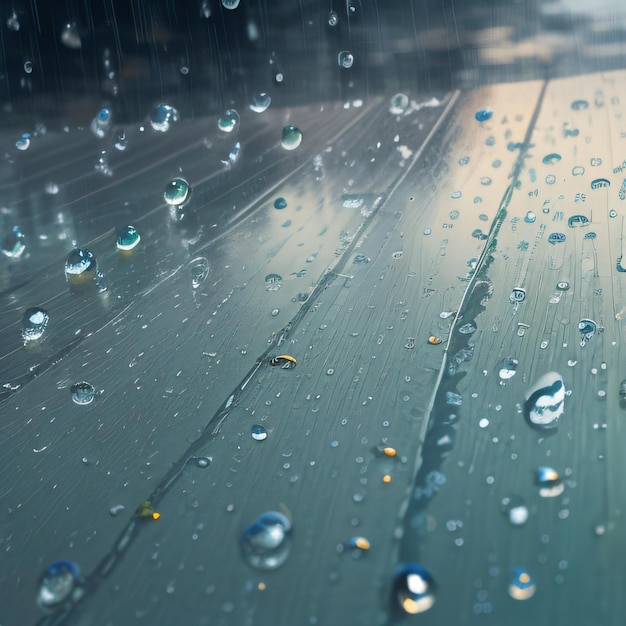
[393,564,437,614]
[241,511,292,570]
[281,126,303,151]
[218,109,240,133]
[71,382,95,406]
[21,307,49,343]
[251,425,268,441]
[37,560,83,608]
[150,104,180,132]
[337,51,354,68]
[164,178,192,206]
[249,92,271,113]
[116,226,140,251]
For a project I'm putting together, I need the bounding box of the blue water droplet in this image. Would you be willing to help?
[251,424,268,441]
[241,511,292,570]
[217,109,240,133]
[116,225,140,251]
[37,560,83,608]
[281,126,303,150]
[274,197,288,209]
[393,564,437,614]
[475,108,493,122]
[150,103,179,132]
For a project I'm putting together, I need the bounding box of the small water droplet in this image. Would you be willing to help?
[251,425,268,441]
[281,125,303,151]
[221,0,240,9]
[190,257,209,288]
[164,177,191,206]
[71,381,95,406]
[2,226,26,258]
[249,92,271,113]
[116,225,140,251]
[328,11,339,26]
[21,307,49,343]
[218,109,240,133]
[393,564,436,614]
[337,51,354,68]
[150,103,179,132]
[390,93,409,115]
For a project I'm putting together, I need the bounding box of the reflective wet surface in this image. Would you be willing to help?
[2,2,626,625]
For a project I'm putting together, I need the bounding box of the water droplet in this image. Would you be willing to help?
[251,424,268,441]
[2,226,26,258]
[445,391,462,406]
[116,225,140,251]
[109,504,125,516]
[271,308,280,316]
[61,22,81,49]
[497,357,518,380]
[21,307,49,343]
[241,511,292,570]
[218,109,240,133]
[223,141,241,166]
[164,177,191,206]
[150,103,179,132]
[328,10,339,26]
[190,257,209,288]
[273,197,287,209]
[389,93,410,115]
[90,108,111,138]
[501,495,528,526]
[337,51,354,68]
[23,60,33,74]
[221,0,240,9]
[16,133,31,150]
[524,372,564,429]
[249,92,271,113]
[64,248,97,286]
[475,108,493,122]
[281,125,303,151]
[6,11,20,31]
[71,381,95,406]
[393,564,437,614]
[37,560,83,608]
[458,321,477,335]
[508,568,536,600]
[190,456,211,468]
[114,131,127,151]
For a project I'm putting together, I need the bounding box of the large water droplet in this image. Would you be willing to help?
[150,103,179,132]
[221,0,240,9]
[524,371,564,429]
[241,511,292,570]
[337,51,354,68]
[164,177,191,206]
[218,109,240,133]
[249,92,271,113]
[2,226,26,258]
[389,93,409,115]
[393,564,437,614]
[21,307,49,343]
[190,257,209,288]
[37,560,83,608]
[281,125,303,151]
[116,225,140,251]
[475,108,493,122]
[71,381,95,405]
[251,424,268,441]
[64,248,97,286]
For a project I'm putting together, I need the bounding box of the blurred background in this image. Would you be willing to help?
[1,0,626,129]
